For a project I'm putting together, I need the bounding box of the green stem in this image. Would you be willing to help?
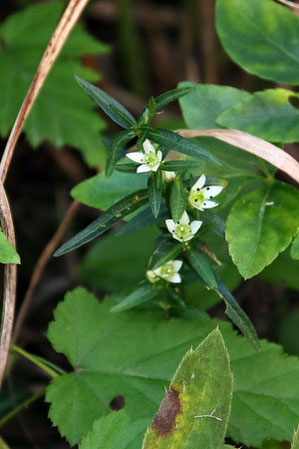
[0,390,44,428]
[0,436,11,449]
[10,344,58,378]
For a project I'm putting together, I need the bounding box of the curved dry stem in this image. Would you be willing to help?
[0,184,17,387]
[275,0,299,14]
[0,0,90,184]
[177,128,299,184]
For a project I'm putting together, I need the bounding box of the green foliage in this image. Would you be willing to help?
[0,230,20,264]
[142,329,233,449]
[0,1,109,167]
[106,130,136,177]
[291,233,299,260]
[260,247,299,290]
[226,181,299,279]
[292,426,299,449]
[110,284,157,312]
[148,172,162,219]
[47,288,299,447]
[216,0,299,84]
[186,248,217,289]
[170,178,189,222]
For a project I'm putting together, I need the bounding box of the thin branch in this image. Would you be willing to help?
[13,200,81,344]
[0,390,44,428]
[177,129,299,184]
[276,0,299,13]
[0,184,17,387]
[0,0,91,184]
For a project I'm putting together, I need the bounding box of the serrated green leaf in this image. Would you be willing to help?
[75,76,136,129]
[216,0,299,84]
[226,181,299,279]
[141,126,221,166]
[47,287,299,447]
[55,189,148,256]
[186,248,217,289]
[0,1,109,167]
[292,426,299,449]
[148,172,162,219]
[217,89,299,143]
[291,233,299,260]
[170,178,188,222]
[106,130,135,177]
[142,329,233,449]
[0,230,20,264]
[179,82,251,129]
[111,284,157,313]
[79,411,147,449]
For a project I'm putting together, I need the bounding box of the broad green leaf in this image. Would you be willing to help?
[0,230,20,264]
[291,233,299,260]
[179,82,250,129]
[0,1,109,167]
[54,189,148,256]
[75,76,136,129]
[47,287,299,447]
[79,411,147,449]
[141,126,221,166]
[142,329,233,449]
[216,0,299,84]
[170,178,188,222]
[217,89,299,143]
[111,284,157,313]
[186,248,217,289]
[292,426,299,449]
[106,130,135,177]
[148,172,162,219]
[226,181,299,278]
[260,247,299,291]
[71,171,147,211]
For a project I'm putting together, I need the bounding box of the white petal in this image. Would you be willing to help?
[191,203,204,212]
[172,233,184,242]
[190,220,202,235]
[137,164,151,173]
[151,162,161,172]
[157,150,163,162]
[179,211,189,225]
[143,139,155,154]
[183,234,194,242]
[202,185,223,199]
[126,152,145,163]
[168,273,181,283]
[166,219,176,233]
[191,174,206,192]
[153,267,162,276]
[201,200,218,209]
[172,260,183,272]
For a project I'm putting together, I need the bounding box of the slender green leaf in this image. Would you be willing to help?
[217,89,299,143]
[291,426,299,449]
[186,248,217,289]
[170,178,188,222]
[155,86,196,112]
[54,190,148,256]
[226,181,299,279]
[117,203,167,237]
[151,240,183,270]
[0,230,20,264]
[142,329,233,449]
[111,284,157,312]
[106,130,135,177]
[75,76,137,129]
[162,160,202,173]
[291,233,299,260]
[216,0,299,84]
[148,172,162,219]
[141,126,221,166]
[115,162,138,173]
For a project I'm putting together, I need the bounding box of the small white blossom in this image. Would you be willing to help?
[162,170,176,182]
[166,211,202,242]
[147,260,183,284]
[188,174,223,211]
[126,139,162,173]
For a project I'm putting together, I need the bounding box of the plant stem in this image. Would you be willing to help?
[10,345,58,379]
[0,390,44,428]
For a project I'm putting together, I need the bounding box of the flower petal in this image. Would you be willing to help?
[190,220,202,235]
[179,211,189,225]
[137,164,151,173]
[143,139,155,154]
[190,202,204,212]
[183,234,194,242]
[166,219,176,233]
[172,233,184,242]
[157,150,163,162]
[191,174,206,192]
[201,200,218,209]
[126,152,145,163]
[153,267,162,276]
[151,163,160,172]
[169,273,181,283]
[172,260,183,272]
[202,185,223,199]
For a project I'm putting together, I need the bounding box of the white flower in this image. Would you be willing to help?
[162,170,176,182]
[126,139,162,173]
[147,260,183,284]
[188,174,223,211]
[166,211,202,242]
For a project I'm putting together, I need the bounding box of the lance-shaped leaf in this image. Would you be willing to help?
[75,76,137,129]
[186,248,217,289]
[291,425,299,449]
[111,284,157,313]
[54,190,148,256]
[150,240,183,270]
[170,178,189,223]
[116,204,168,237]
[148,172,162,219]
[0,229,20,264]
[115,162,138,174]
[291,233,299,260]
[79,411,148,449]
[162,160,202,173]
[106,130,136,177]
[142,329,233,449]
[141,126,221,166]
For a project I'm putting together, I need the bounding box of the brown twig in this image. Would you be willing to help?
[0,184,17,386]
[0,0,91,184]
[13,200,81,344]
[275,0,299,14]
[177,129,299,184]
